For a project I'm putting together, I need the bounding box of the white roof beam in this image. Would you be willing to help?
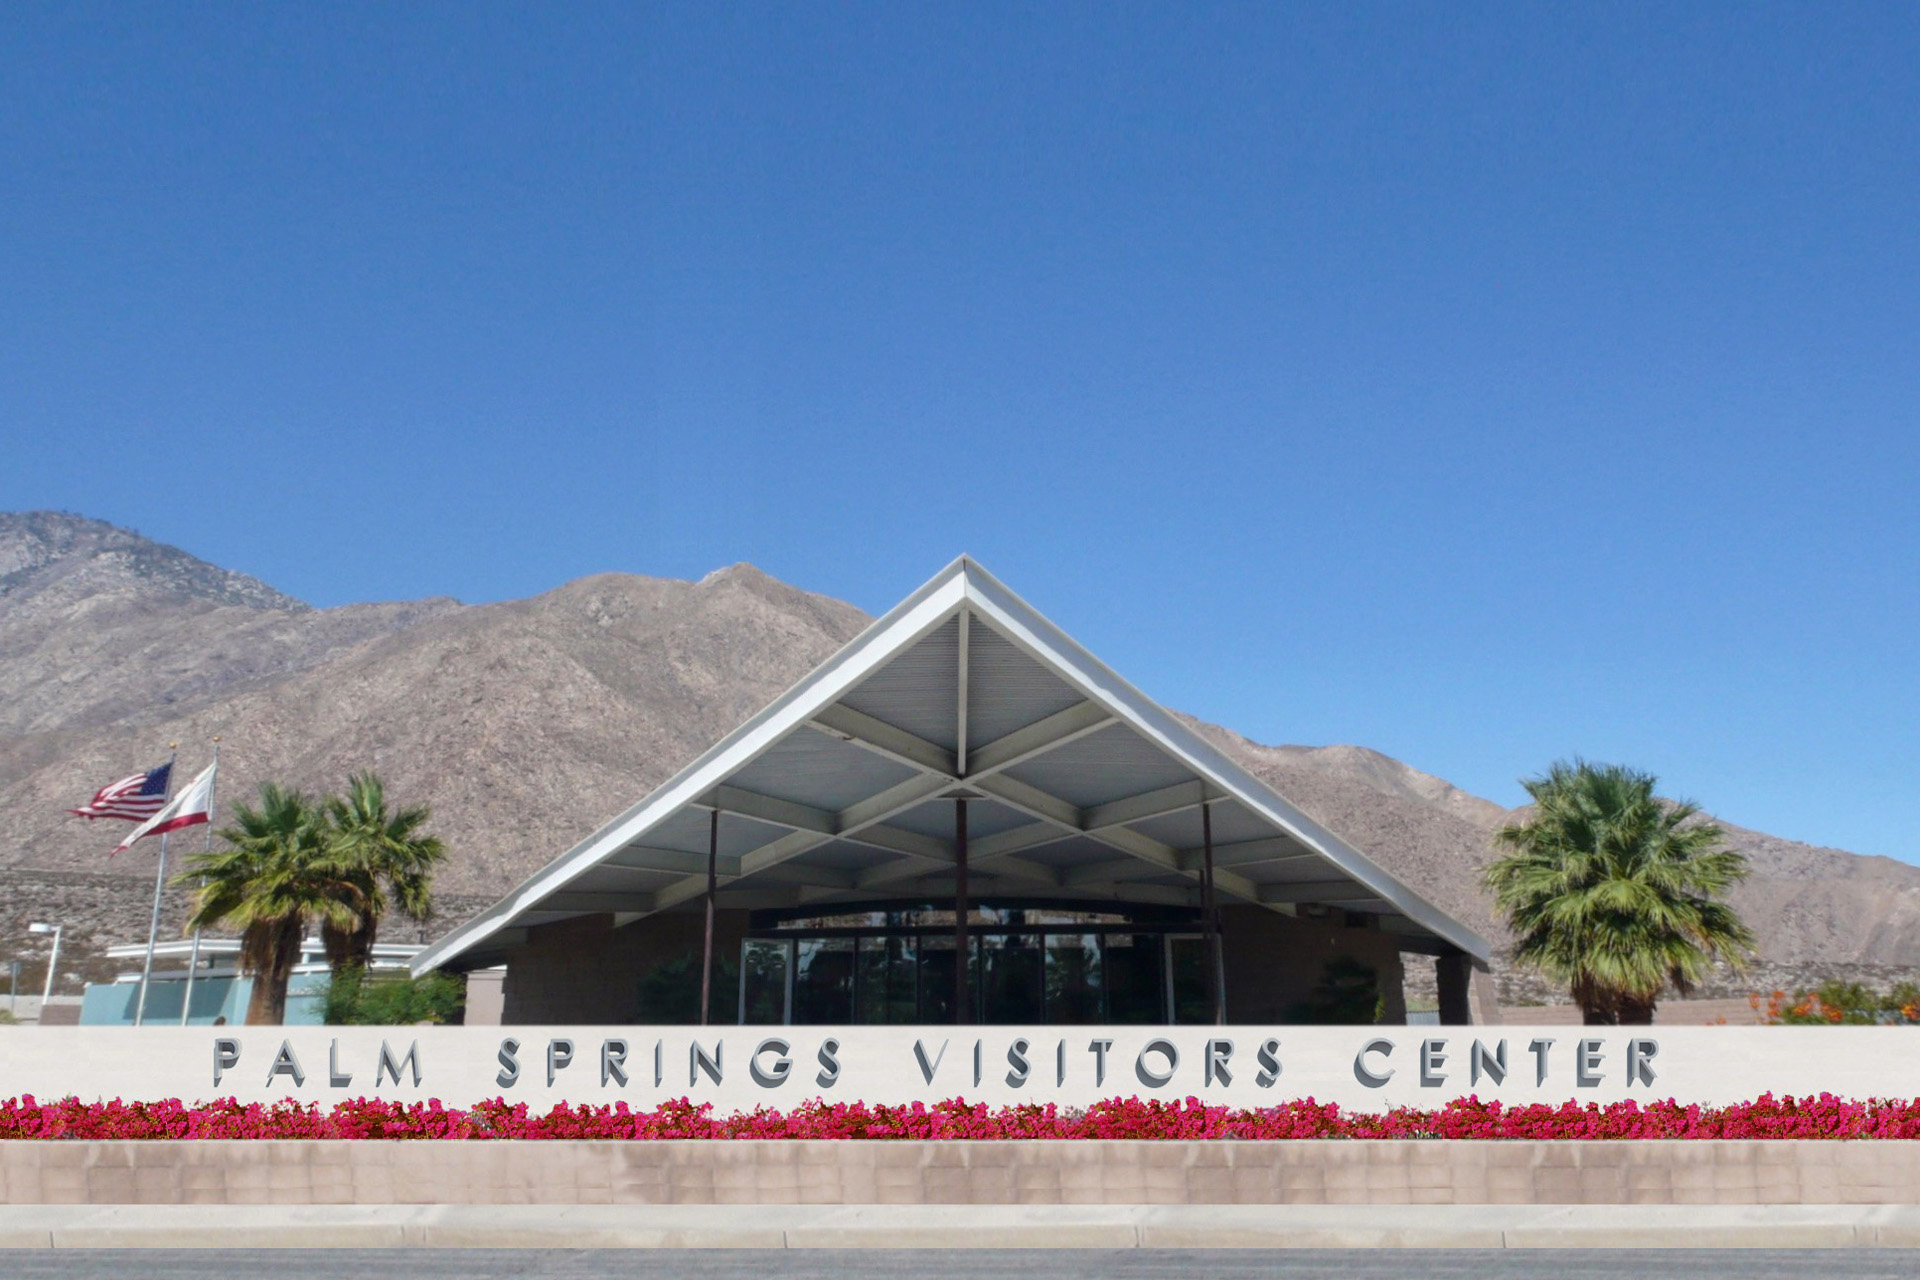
[1257,881,1386,906]
[857,848,1061,892]
[969,773,1081,829]
[955,606,971,774]
[1080,778,1214,833]
[869,871,1068,899]
[752,864,862,891]
[964,700,1114,778]
[852,823,952,863]
[704,785,835,836]
[603,848,743,878]
[1059,856,1153,887]
[807,697,1114,790]
[538,891,658,913]
[628,776,958,926]
[807,704,958,777]
[969,773,1265,905]
[836,774,955,836]
[701,781,951,863]
[1178,837,1318,873]
[966,820,1067,861]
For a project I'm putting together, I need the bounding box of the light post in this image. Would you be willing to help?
[28,923,61,1009]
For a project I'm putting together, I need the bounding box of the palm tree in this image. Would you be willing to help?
[319,773,445,976]
[175,783,358,1025]
[1485,760,1755,1025]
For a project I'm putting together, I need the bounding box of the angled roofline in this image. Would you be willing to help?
[414,556,1488,974]
[412,558,977,973]
[953,559,1488,960]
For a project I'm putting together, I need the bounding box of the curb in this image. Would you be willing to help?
[2,1204,1920,1248]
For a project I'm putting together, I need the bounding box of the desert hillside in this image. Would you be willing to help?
[3,511,1913,997]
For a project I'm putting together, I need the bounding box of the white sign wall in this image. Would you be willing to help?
[0,1026,1912,1110]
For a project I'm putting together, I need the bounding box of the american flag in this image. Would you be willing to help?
[68,763,172,821]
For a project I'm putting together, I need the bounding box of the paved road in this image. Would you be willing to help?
[4,1252,1920,1279]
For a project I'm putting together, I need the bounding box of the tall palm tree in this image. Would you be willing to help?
[175,783,357,1025]
[1485,760,1755,1025]
[320,773,446,976]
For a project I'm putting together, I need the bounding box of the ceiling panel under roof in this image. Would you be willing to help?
[838,614,960,749]
[726,729,919,813]
[882,797,1033,841]
[998,722,1194,809]
[964,620,1087,747]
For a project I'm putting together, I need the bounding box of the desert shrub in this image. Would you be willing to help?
[324,967,466,1025]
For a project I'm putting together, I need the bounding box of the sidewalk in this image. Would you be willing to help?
[0,1204,1916,1249]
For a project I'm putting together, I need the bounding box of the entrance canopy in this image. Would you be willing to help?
[414,558,1488,975]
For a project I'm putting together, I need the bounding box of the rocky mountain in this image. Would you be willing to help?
[2,511,1915,999]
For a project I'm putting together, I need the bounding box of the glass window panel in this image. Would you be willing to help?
[856,935,918,1025]
[981,933,1042,1024]
[917,934,987,1022]
[792,938,855,1025]
[1103,932,1165,1024]
[1168,934,1211,1025]
[739,939,790,1024]
[1044,933,1103,1024]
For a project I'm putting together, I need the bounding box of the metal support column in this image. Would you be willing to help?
[700,807,718,1026]
[1201,798,1224,1025]
[953,796,970,1024]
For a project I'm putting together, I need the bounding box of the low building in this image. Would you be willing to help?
[416,558,1494,1025]
[80,937,421,1026]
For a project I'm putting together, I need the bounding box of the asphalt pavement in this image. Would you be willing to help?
[3,1251,1920,1279]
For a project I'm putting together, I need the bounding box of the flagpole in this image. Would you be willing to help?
[178,740,219,1026]
[132,744,180,1028]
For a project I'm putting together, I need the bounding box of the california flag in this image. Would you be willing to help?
[112,760,217,856]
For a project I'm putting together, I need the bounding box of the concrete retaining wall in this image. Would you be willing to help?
[3,1139,1916,1206]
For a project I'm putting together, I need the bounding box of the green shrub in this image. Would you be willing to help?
[635,951,739,1024]
[1285,956,1384,1024]
[325,967,466,1025]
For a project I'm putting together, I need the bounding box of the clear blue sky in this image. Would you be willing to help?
[4,4,1915,861]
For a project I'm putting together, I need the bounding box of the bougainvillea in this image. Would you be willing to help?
[0,1093,1917,1139]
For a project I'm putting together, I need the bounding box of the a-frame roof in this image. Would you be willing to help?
[413,557,1488,974]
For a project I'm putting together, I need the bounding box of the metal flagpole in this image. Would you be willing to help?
[179,740,219,1025]
[132,744,179,1027]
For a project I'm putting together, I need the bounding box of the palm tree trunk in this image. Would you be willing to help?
[1616,994,1657,1025]
[321,920,355,977]
[1574,974,1617,1025]
[349,919,377,971]
[245,921,304,1025]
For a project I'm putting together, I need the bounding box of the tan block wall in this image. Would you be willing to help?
[501,909,750,1024]
[3,1139,1917,1206]
[1495,997,1773,1026]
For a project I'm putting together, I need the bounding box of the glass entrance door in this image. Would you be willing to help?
[1166,934,1212,1024]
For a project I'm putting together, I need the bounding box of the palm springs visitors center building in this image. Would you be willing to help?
[413,558,1493,1028]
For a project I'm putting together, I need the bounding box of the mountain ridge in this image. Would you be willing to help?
[2,511,1913,996]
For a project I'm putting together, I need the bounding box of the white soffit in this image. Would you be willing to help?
[413,557,1489,974]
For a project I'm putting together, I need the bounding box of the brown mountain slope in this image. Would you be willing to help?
[2,512,1914,993]
[0,512,458,738]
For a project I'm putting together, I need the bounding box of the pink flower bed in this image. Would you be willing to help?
[1,1093,1918,1140]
